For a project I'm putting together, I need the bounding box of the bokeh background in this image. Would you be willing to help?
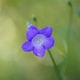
[0,0,80,80]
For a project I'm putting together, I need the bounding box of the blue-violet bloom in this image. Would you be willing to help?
[22,24,55,58]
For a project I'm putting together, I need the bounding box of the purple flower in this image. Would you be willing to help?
[22,24,55,58]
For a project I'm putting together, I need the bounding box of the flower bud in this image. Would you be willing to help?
[67,0,72,6]
[32,14,37,22]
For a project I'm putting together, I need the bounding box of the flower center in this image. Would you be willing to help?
[32,34,45,47]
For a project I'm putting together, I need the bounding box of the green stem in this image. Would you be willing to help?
[67,2,73,48]
[48,50,66,80]
[34,21,37,26]
[62,1,73,74]
[60,1,73,74]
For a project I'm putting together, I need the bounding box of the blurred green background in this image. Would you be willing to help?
[0,0,80,80]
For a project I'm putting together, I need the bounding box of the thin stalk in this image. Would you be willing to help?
[67,3,73,49]
[34,21,37,26]
[48,50,66,80]
[61,1,73,74]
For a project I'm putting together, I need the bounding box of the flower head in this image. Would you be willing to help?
[22,23,55,58]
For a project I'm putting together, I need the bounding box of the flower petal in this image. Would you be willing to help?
[43,37,55,49]
[22,41,33,52]
[26,25,39,41]
[40,26,53,37]
[33,46,45,58]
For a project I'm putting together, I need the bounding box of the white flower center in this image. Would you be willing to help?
[32,34,45,47]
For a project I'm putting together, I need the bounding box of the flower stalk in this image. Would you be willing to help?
[67,1,73,48]
[61,0,73,74]
[48,50,67,80]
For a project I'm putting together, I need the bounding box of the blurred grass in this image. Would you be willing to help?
[0,0,80,80]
